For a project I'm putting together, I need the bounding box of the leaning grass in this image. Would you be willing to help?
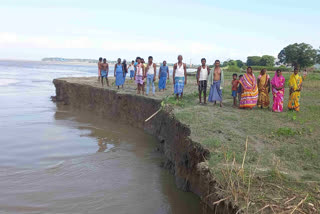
[172,72,320,213]
[68,73,320,213]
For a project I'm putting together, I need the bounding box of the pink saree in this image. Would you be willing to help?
[271,71,285,112]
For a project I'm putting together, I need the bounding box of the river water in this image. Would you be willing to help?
[0,60,203,214]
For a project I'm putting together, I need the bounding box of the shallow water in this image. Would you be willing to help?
[0,60,203,214]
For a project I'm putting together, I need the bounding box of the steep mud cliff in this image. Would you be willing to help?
[53,78,237,213]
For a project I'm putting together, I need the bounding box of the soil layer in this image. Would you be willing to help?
[53,78,237,214]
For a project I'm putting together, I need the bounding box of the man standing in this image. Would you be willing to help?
[197,58,210,104]
[97,57,102,82]
[208,60,224,107]
[146,56,156,96]
[134,57,145,95]
[122,59,128,85]
[158,60,169,92]
[114,58,125,89]
[173,55,187,100]
[100,58,109,87]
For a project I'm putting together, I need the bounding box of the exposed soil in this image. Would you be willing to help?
[53,77,238,214]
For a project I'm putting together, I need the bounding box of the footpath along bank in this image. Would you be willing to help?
[53,74,320,214]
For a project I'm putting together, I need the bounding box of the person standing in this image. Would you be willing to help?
[208,60,224,107]
[158,61,169,92]
[122,59,128,85]
[114,58,125,89]
[128,60,135,80]
[257,68,270,109]
[237,75,243,104]
[239,67,258,109]
[231,73,239,107]
[134,57,145,95]
[271,69,285,112]
[303,69,308,80]
[197,58,210,104]
[146,56,156,96]
[288,68,303,112]
[173,55,187,100]
[97,57,102,82]
[141,58,147,92]
[100,58,109,87]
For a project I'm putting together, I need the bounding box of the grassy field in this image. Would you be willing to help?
[68,72,320,213]
[165,71,320,213]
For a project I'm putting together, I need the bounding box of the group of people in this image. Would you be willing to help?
[134,56,170,95]
[97,57,128,89]
[229,67,302,112]
[197,59,303,112]
[97,56,170,94]
[98,55,303,112]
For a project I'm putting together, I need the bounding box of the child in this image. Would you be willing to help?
[231,73,239,107]
[238,75,243,104]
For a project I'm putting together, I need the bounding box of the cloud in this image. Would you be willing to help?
[0,32,18,44]
[0,32,92,49]
[0,31,247,62]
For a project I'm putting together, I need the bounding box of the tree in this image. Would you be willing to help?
[222,60,237,67]
[222,61,229,67]
[235,60,244,68]
[247,56,261,66]
[278,43,318,69]
[260,55,275,66]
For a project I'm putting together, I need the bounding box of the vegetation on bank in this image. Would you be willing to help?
[63,72,319,213]
[166,72,320,213]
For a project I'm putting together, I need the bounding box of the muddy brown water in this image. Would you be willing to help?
[0,61,203,214]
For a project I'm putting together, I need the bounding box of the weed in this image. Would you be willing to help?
[276,127,296,136]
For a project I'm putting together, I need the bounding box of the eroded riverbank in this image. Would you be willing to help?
[0,61,207,214]
[53,77,237,213]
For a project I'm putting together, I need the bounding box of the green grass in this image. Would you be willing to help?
[69,73,320,213]
[170,71,320,213]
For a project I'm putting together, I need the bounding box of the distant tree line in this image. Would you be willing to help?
[222,43,320,72]
[42,57,117,64]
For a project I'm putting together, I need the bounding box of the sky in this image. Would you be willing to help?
[0,0,319,63]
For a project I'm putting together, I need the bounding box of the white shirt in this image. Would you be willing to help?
[175,63,184,77]
[199,66,208,81]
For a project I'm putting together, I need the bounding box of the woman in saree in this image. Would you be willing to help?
[239,67,258,109]
[288,68,303,112]
[257,68,270,109]
[271,69,285,112]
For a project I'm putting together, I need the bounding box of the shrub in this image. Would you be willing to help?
[225,65,240,73]
[276,127,296,136]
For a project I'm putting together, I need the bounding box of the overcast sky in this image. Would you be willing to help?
[0,0,319,63]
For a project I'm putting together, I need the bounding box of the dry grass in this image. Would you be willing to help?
[170,72,320,213]
[62,73,320,213]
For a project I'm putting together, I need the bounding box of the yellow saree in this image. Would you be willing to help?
[288,73,302,111]
[257,74,270,108]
